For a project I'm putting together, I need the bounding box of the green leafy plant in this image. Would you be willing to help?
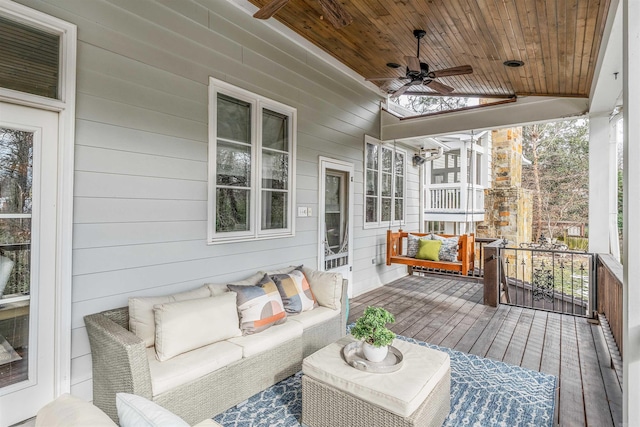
[351,306,396,347]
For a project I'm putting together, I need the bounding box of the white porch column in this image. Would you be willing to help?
[588,114,611,253]
[623,0,640,424]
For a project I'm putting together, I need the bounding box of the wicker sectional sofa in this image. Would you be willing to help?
[84,266,348,425]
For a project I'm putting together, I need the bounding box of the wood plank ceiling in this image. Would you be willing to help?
[246,0,612,98]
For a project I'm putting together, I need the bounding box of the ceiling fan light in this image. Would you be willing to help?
[503,60,525,68]
[386,62,402,69]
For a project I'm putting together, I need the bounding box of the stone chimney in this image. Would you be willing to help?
[476,127,533,245]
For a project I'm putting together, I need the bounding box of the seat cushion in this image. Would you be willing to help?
[288,306,340,329]
[35,394,117,427]
[129,285,212,347]
[302,337,450,418]
[147,340,243,396]
[116,393,189,427]
[228,320,303,358]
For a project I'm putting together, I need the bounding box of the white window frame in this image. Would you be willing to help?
[364,135,406,229]
[208,78,296,244]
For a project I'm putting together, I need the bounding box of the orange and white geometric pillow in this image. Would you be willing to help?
[227,274,287,335]
[270,268,317,314]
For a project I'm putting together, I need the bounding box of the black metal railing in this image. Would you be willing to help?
[498,245,594,316]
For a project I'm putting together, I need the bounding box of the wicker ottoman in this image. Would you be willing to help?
[301,336,450,427]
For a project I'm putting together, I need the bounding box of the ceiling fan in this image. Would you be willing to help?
[253,0,353,29]
[367,30,473,98]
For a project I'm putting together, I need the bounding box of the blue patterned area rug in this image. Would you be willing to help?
[214,333,557,427]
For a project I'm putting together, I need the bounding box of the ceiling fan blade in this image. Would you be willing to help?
[390,83,413,98]
[317,0,353,29]
[253,0,290,19]
[424,80,455,94]
[379,81,395,92]
[405,56,421,73]
[430,65,473,78]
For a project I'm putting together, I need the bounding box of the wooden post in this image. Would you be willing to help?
[483,241,501,307]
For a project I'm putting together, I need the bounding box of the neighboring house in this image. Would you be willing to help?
[0,0,637,425]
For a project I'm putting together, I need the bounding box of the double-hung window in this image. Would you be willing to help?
[208,78,296,243]
[364,136,406,227]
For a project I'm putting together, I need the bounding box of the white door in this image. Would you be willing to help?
[0,103,58,426]
[319,158,354,297]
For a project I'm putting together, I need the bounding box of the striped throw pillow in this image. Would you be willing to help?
[227,274,287,335]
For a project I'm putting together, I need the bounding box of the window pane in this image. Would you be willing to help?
[366,170,378,196]
[381,198,391,222]
[0,16,59,99]
[262,109,288,151]
[0,219,31,297]
[216,188,250,232]
[325,175,341,212]
[0,128,33,214]
[382,148,392,173]
[261,191,287,230]
[395,152,404,176]
[366,143,378,170]
[217,94,251,143]
[216,141,251,187]
[395,176,403,197]
[381,173,392,197]
[395,199,403,221]
[261,151,288,190]
[366,197,377,223]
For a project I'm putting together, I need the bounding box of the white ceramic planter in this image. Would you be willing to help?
[362,342,388,362]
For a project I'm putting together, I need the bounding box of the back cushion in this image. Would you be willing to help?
[207,272,264,297]
[153,293,241,361]
[301,267,343,310]
[129,285,211,347]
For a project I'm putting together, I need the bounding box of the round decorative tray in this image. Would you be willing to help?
[341,341,404,373]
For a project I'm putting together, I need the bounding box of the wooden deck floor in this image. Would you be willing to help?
[347,274,622,427]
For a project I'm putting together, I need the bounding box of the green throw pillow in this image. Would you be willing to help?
[416,239,442,261]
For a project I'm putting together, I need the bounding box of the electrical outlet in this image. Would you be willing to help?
[372,258,376,264]
[297,206,308,217]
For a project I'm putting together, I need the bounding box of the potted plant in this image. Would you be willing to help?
[351,306,396,362]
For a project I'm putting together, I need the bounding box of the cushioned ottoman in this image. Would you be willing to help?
[301,336,451,427]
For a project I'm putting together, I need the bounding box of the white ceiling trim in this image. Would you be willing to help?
[381,96,589,141]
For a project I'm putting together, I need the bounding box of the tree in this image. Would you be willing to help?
[391,95,472,114]
[521,120,589,240]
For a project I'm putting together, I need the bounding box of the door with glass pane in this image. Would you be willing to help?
[319,159,353,297]
[0,103,58,426]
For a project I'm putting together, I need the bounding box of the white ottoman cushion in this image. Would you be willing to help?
[302,336,450,418]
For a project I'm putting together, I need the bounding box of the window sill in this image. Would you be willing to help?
[207,231,295,245]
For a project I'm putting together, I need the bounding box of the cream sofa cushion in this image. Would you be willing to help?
[129,285,211,347]
[228,320,303,358]
[147,340,243,396]
[302,337,450,418]
[207,272,264,296]
[288,306,340,329]
[153,293,241,361]
[35,394,116,427]
[301,267,343,310]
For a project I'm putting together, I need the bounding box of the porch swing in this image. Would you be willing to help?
[385,133,478,276]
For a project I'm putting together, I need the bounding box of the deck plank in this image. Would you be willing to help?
[348,274,621,427]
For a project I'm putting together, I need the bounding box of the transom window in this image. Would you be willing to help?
[208,78,296,243]
[364,136,406,227]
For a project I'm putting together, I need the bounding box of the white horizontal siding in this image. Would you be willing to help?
[14,0,419,400]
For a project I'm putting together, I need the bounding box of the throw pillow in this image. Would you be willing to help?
[129,285,212,347]
[271,269,316,314]
[406,233,422,258]
[153,293,241,361]
[416,239,442,261]
[227,274,287,335]
[116,393,189,427]
[300,266,343,310]
[430,234,460,262]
